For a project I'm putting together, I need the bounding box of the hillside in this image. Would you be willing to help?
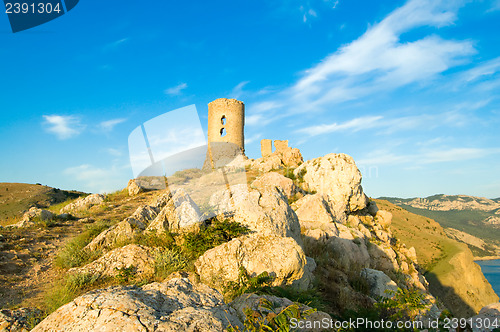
[376,199,499,317]
[0,183,85,226]
[381,195,500,257]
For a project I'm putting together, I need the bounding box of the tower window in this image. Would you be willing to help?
[220,128,227,137]
[221,115,227,125]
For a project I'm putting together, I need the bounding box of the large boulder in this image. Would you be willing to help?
[127,177,166,196]
[32,277,243,332]
[360,268,398,299]
[293,194,335,225]
[9,207,55,228]
[251,172,298,200]
[60,194,105,213]
[327,237,371,270]
[470,302,500,332]
[85,204,159,251]
[69,244,157,280]
[146,189,202,234]
[293,153,369,222]
[195,234,315,292]
[210,185,302,245]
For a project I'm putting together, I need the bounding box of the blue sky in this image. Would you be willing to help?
[0,0,499,198]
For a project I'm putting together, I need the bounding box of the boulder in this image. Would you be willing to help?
[327,237,371,270]
[195,234,315,292]
[124,205,158,230]
[374,210,392,228]
[251,155,283,172]
[251,172,298,200]
[60,194,105,213]
[293,194,335,225]
[368,243,399,273]
[127,177,167,196]
[470,302,500,332]
[69,244,156,280]
[84,220,137,252]
[8,207,55,228]
[293,153,369,222]
[360,268,398,299]
[230,293,331,332]
[32,277,243,332]
[146,189,202,234]
[210,185,302,245]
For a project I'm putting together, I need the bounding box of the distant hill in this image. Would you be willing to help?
[380,194,500,257]
[0,183,85,224]
[375,199,499,316]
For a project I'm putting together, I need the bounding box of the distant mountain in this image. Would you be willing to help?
[380,194,500,257]
[0,183,85,223]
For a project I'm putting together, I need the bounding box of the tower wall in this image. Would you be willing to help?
[207,98,245,153]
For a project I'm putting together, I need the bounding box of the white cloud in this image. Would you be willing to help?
[164,83,188,96]
[64,164,129,193]
[231,81,250,99]
[251,0,475,120]
[42,115,84,140]
[103,38,129,51]
[98,118,127,132]
[245,134,262,145]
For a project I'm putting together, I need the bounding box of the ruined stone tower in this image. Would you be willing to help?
[207,98,245,153]
[203,98,245,170]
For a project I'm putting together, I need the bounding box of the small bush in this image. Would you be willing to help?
[223,267,274,301]
[228,297,316,332]
[182,220,248,260]
[154,248,188,280]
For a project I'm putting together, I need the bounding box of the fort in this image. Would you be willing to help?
[203,98,245,170]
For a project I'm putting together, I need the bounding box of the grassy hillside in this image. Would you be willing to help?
[375,199,499,317]
[381,196,500,256]
[0,183,85,225]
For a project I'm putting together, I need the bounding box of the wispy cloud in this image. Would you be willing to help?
[245,133,262,145]
[248,0,475,124]
[231,81,250,99]
[98,118,127,132]
[42,115,84,140]
[164,82,188,96]
[103,38,129,52]
[296,116,383,136]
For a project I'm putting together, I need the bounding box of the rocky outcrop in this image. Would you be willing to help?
[32,277,243,332]
[361,268,398,299]
[146,189,202,234]
[195,234,315,292]
[470,302,500,332]
[251,172,298,201]
[252,140,303,171]
[60,194,105,213]
[210,185,302,245]
[294,153,369,222]
[127,177,166,196]
[69,244,156,280]
[293,194,334,225]
[8,207,55,228]
[0,308,41,332]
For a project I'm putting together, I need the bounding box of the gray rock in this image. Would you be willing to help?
[361,268,398,299]
[32,277,243,332]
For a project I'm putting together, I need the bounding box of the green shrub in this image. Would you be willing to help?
[223,267,274,301]
[182,220,248,260]
[375,287,427,321]
[154,248,188,280]
[228,297,316,332]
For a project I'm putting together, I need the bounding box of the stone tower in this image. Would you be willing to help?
[207,98,245,153]
[203,98,245,170]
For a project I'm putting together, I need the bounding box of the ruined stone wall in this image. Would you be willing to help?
[274,140,288,152]
[207,98,245,153]
[261,139,272,158]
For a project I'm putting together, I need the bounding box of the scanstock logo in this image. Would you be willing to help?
[3,0,79,33]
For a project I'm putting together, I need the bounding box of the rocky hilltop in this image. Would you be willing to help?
[1,148,499,331]
[386,194,500,212]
